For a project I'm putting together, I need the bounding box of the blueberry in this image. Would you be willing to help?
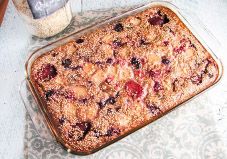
[93,130,102,138]
[161,58,170,65]
[114,23,124,32]
[76,38,84,44]
[95,61,103,65]
[162,14,169,24]
[106,58,113,64]
[62,59,72,68]
[131,57,141,69]
[113,40,123,47]
[97,100,106,109]
[106,127,120,136]
[59,116,66,125]
[115,91,120,98]
[72,122,92,140]
[45,90,55,100]
[106,96,116,105]
[75,122,91,132]
[157,10,162,16]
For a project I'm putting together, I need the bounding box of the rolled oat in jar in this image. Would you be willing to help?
[13,0,73,38]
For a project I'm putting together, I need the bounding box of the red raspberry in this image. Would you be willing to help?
[36,64,57,81]
[125,80,143,99]
[153,81,163,93]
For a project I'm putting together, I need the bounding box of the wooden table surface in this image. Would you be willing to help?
[0,0,227,158]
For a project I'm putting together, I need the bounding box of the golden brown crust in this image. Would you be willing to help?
[30,6,219,153]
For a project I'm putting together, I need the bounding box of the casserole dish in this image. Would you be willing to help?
[20,1,223,155]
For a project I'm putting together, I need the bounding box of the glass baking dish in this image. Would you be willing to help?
[20,1,223,155]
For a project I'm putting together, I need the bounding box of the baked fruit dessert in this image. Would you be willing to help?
[30,5,220,154]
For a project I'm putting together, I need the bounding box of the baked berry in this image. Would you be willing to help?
[173,44,186,54]
[189,40,197,50]
[45,90,55,100]
[74,122,91,132]
[131,57,141,69]
[72,122,92,140]
[134,70,145,78]
[59,116,66,125]
[157,10,162,16]
[162,14,169,24]
[113,39,124,48]
[148,69,161,78]
[148,14,169,26]
[106,58,113,64]
[106,96,116,105]
[71,65,83,70]
[63,91,75,100]
[161,58,170,65]
[114,23,124,32]
[93,130,102,138]
[106,127,120,136]
[97,100,106,109]
[37,64,57,81]
[191,74,202,85]
[115,91,120,98]
[62,58,72,68]
[76,38,84,44]
[95,61,103,66]
[147,104,162,115]
[172,79,178,92]
[79,98,88,104]
[107,108,113,114]
[153,81,162,92]
[125,80,143,98]
[203,59,211,74]
[115,106,121,112]
[163,41,169,46]
[68,131,74,138]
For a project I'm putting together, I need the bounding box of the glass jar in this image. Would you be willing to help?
[13,0,72,38]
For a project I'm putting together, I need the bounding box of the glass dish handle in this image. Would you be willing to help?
[19,79,54,141]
